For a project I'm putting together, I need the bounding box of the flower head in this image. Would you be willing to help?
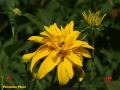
[12,8,21,16]
[82,10,106,27]
[22,21,93,85]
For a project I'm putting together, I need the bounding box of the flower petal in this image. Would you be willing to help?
[64,58,74,79]
[82,11,88,21]
[57,61,69,85]
[40,31,50,37]
[102,13,106,21]
[30,48,50,72]
[36,50,60,79]
[63,31,80,49]
[50,23,61,34]
[22,52,35,63]
[79,48,91,58]
[66,52,83,67]
[65,21,74,33]
[44,23,60,37]
[28,36,44,43]
[72,31,80,40]
[79,67,85,82]
[62,21,74,38]
[71,40,94,49]
[65,31,80,42]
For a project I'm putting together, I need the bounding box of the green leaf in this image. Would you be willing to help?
[4,40,23,57]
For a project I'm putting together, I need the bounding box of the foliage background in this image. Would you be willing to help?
[0,0,120,90]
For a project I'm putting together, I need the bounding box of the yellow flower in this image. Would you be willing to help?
[22,21,94,85]
[82,10,106,27]
[12,8,21,16]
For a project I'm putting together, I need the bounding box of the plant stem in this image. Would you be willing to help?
[30,79,36,89]
[90,28,95,84]
[25,63,28,90]
[8,14,16,42]
[36,80,42,90]
[78,82,81,90]
[91,28,95,62]
[50,68,57,85]
[11,25,15,41]
[0,66,4,90]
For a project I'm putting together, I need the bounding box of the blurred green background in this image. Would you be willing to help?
[0,0,120,90]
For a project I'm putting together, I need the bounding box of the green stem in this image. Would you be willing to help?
[11,25,15,41]
[36,80,42,90]
[0,66,4,90]
[78,82,81,90]
[25,63,28,90]
[30,79,35,89]
[50,68,56,85]
[8,14,16,42]
[90,28,95,83]
[91,29,95,62]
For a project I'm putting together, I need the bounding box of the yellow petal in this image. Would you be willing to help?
[79,75,84,82]
[44,26,54,37]
[36,50,60,79]
[81,43,94,49]
[72,31,80,40]
[82,11,87,21]
[30,48,50,72]
[28,36,44,43]
[95,11,100,16]
[62,21,74,38]
[65,31,80,43]
[79,67,85,82]
[66,52,83,67]
[71,40,94,49]
[64,58,74,79]
[102,13,106,21]
[65,21,74,32]
[57,61,69,85]
[44,24,60,36]
[64,31,80,49]
[51,23,61,34]
[22,52,35,63]
[40,31,50,37]
[79,48,91,58]
[71,40,85,49]
[28,35,52,45]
